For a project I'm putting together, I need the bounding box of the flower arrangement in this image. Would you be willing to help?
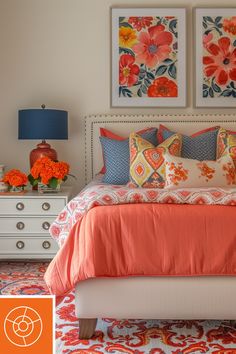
[28,157,70,190]
[3,169,28,191]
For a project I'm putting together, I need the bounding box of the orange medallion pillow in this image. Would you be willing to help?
[129,133,182,188]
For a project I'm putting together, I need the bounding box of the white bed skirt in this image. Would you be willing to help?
[75,276,236,320]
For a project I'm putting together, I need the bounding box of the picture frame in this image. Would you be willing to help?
[111,8,186,107]
[195,8,236,107]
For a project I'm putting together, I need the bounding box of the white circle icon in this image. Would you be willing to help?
[4,306,43,347]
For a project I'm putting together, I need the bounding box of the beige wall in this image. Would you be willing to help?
[1,0,236,191]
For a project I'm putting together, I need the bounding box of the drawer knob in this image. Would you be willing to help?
[16,240,25,249]
[42,221,50,230]
[42,202,51,211]
[42,240,51,249]
[16,221,25,230]
[16,202,25,211]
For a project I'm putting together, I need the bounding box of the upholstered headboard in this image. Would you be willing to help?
[85,114,236,183]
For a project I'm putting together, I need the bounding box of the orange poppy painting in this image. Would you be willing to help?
[196,8,236,107]
[111,8,186,107]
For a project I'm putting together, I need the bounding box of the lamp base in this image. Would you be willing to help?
[30,140,57,168]
[30,141,57,191]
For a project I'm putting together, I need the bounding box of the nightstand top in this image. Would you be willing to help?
[0,186,73,199]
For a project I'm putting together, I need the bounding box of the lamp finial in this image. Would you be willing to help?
[41,104,46,109]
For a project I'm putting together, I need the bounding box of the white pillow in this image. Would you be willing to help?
[164,152,236,189]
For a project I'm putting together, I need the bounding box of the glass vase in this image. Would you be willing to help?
[38,182,61,194]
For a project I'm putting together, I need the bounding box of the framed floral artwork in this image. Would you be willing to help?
[111,8,186,107]
[195,8,236,107]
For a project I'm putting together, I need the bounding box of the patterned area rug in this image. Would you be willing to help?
[0,262,236,354]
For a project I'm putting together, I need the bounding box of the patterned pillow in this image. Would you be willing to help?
[164,153,236,189]
[129,133,182,188]
[217,128,236,166]
[100,127,158,173]
[100,128,158,185]
[159,124,219,160]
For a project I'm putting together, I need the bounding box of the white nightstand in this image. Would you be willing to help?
[0,187,73,259]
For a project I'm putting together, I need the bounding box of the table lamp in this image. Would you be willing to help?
[18,105,68,167]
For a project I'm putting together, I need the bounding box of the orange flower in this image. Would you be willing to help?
[197,162,215,181]
[223,162,236,185]
[3,169,27,187]
[223,17,236,35]
[30,157,70,186]
[147,77,178,97]
[167,162,188,186]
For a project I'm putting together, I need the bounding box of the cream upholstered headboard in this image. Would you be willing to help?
[85,114,236,183]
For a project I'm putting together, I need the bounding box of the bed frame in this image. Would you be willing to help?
[77,114,236,339]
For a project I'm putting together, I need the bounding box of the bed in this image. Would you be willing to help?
[45,114,236,339]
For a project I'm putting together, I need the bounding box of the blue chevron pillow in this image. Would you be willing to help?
[100,129,158,185]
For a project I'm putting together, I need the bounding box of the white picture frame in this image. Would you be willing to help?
[111,8,186,107]
[195,8,236,107]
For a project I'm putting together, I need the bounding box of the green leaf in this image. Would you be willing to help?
[168,64,177,79]
[221,89,232,97]
[203,90,208,98]
[144,78,151,87]
[169,19,177,34]
[215,16,222,24]
[49,177,58,189]
[141,84,147,94]
[155,65,167,76]
[119,22,132,29]
[146,72,155,80]
[119,17,125,23]
[212,80,221,93]
[137,88,142,97]
[163,58,173,64]
[209,87,214,97]
[119,47,135,56]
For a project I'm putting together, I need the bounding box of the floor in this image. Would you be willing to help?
[0,262,236,354]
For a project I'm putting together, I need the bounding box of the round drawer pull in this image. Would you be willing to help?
[16,202,24,211]
[16,221,25,230]
[42,202,51,211]
[16,241,25,249]
[42,221,50,230]
[42,241,51,249]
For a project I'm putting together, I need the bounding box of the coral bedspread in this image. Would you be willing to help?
[44,177,236,301]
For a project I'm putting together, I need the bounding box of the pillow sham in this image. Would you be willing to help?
[217,128,236,166]
[158,124,219,161]
[100,127,158,174]
[100,128,158,185]
[164,152,236,189]
[129,133,182,188]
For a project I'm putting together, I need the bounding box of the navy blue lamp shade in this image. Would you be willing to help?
[18,109,68,140]
[18,108,68,168]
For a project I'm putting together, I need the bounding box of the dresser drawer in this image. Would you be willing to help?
[0,236,59,255]
[0,217,55,234]
[0,198,65,216]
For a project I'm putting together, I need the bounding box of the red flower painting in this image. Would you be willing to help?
[117,14,179,100]
[201,14,236,99]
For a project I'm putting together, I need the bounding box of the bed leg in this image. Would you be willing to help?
[79,318,97,339]
[229,320,236,328]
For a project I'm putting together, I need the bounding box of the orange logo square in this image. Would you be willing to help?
[0,296,54,354]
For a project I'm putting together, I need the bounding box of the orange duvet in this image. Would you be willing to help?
[45,203,236,301]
